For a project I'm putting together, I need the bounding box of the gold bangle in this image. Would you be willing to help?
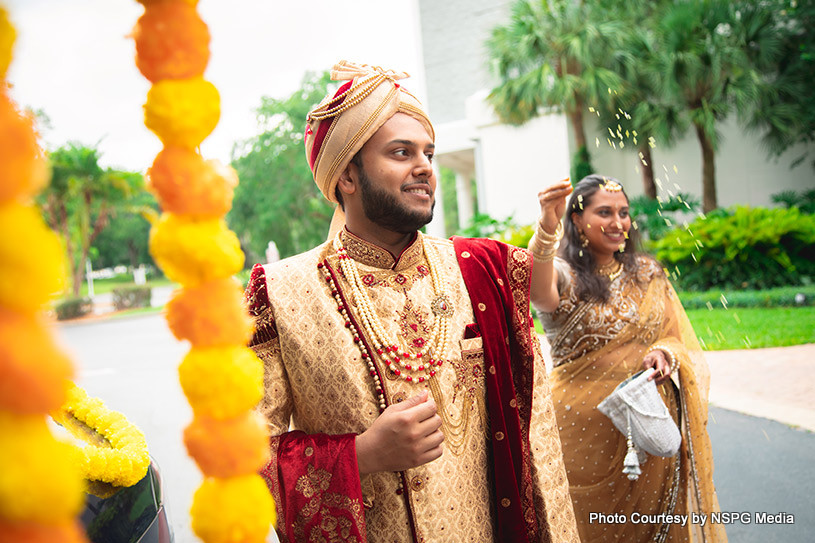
[535,220,563,242]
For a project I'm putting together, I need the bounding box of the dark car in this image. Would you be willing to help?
[80,459,173,543]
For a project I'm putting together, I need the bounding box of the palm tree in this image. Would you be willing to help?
[39,143,141,295]
[487,0,626,179]
[651,0,782,212]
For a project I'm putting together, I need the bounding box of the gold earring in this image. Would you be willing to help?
[579,231,590,248]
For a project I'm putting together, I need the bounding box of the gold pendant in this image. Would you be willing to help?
[431,294,454,317]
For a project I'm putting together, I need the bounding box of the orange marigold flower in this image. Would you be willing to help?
[0,414,85,523]
[149,213,243,287]
[165,278,252,346]
[178,346,263,420]
[144,77,219,149]
[147,146,237,217]
[0,308,73,414]
[133,2,210,83]
[191,475,275,543]
[0,90,49,204]
[0,202,66,313]
[0,519,88,543]
[185,411,270,478]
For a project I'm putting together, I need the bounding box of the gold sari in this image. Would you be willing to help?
[542,256,727,542]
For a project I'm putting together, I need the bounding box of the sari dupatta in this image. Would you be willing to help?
[550,272,726,543]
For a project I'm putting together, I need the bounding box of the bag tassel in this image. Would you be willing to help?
[622,410,641,480]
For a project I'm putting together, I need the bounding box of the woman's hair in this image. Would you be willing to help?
[559,174,642,302]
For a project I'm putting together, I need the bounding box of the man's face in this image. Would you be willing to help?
[353,113,436,234]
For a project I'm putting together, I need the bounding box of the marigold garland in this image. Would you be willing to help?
[144,76,220,148]
[131,1,273,540]
[52,385,151,488]
[0,8,88,540]
[0,308,74,414]
[165,277,252,346]
[149,213,244,286]
[190,475,275,543]
[147,146,237,218]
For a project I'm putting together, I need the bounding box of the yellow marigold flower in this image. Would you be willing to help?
[184,411,270,478]
[149,213,243,287]
[0,7,14,81]
[0,518,88,543]
[147,146,237,218]
[0,202,65,313]
[179,346,263,420]
[165,278,252,346]
[0,308,74,414]
[191,475,275,543]
[0,413,85,522]
[54,385,150,487]
[144,77,219,149]
[0,90,49,204]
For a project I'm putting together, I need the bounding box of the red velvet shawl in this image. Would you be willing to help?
[452,237,543,543]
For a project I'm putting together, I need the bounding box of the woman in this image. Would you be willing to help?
[528,175,726,542]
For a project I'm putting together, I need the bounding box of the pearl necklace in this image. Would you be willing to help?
[332,234,453,384]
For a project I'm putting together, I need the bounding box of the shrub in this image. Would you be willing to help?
[457,212,518,239]
[499,224,535,249]
[55,297,93,320]
[771,189,815,214]
[652,206,815,290]
[629,193,700,241]
[112,286,152,311]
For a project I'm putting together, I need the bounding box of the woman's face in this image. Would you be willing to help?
[571,189,631,263]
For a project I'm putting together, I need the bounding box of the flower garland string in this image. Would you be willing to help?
[130,1,274,541]
[52,384,150,488]
[0,4,88,541]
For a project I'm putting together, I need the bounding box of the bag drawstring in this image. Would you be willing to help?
[622,409,642,480]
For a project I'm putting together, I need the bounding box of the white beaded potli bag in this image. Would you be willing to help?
[597,368,681,480]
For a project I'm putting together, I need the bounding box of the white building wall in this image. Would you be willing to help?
[588,116,815,207]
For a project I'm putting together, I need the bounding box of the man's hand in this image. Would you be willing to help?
[642,350,672,385]
[355,390,444,475]
[537,179,572,235]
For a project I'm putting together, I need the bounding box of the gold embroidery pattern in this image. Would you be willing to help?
[340,229,424,270]
[292,465,366,543]
[550,256,664,366]
[507,246,533,359]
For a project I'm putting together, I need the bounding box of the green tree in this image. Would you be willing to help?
[229,72,334,262]
[38,143,143,295]
[90,185,157,270]
[487,0,626,180]
[748,0,815,169]
[651,0,783,212]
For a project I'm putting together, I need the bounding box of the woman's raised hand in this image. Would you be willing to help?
[537,179,572,234]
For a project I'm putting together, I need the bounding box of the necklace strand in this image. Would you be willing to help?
[332,234,452,384]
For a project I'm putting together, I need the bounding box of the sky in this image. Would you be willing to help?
[4,0,427,172]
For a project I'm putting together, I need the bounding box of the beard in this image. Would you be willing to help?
[357,165,435,234]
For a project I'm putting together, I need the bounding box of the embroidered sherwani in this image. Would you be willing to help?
[246,230,578,543]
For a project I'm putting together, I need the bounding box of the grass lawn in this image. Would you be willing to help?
[533,306,815,350]
[685,306,815,350]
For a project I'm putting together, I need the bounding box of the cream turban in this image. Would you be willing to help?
[304,61,435,236]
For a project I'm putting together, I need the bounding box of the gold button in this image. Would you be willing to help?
[489,366,496,374]
[305,446,314,457]
[393,392,407,403]
[461,251,471,258]
[410,476,425,491]
[509,399,517,408]
[478,303,487,312]
[495,432,505,441]
[501,498,511,508]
